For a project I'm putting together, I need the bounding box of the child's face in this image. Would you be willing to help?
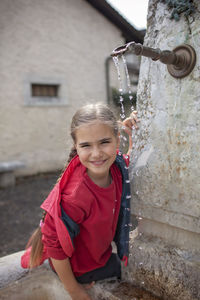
[75,121,119,183]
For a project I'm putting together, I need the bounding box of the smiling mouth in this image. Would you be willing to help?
[90,159,107,166]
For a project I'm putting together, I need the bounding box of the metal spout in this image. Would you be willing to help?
[111,42,196,79]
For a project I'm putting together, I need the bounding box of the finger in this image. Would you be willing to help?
[83,281,95,290]
[122,119,138,130]
[129,118,139,129]
[131,114,139,123]
[130,111,140,123]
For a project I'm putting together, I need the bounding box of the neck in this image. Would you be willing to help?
[87,171,111,188]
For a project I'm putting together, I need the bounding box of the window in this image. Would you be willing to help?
[24,77,68,106]
[32,84,59,98]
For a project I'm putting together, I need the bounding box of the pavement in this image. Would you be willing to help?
[0,172,60,257]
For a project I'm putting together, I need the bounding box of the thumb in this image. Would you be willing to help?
[84,281,95,290]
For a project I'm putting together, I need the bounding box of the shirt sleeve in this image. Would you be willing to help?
[61,192,88,224]
[61,180,92,224]
[41,213,67,260]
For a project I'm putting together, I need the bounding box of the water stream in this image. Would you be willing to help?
[112,54,148,296]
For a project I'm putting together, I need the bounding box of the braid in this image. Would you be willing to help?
[67,146,77,163]
[56,147,77,183]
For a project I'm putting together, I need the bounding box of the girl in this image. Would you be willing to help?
[21,103,138,300]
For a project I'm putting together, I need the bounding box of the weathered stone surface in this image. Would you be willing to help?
[130,0,200,229]
[128,0,200,299]
[0,251,160,300]
[124,235,200,300]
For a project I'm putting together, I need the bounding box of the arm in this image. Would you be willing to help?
[51,257,94,300]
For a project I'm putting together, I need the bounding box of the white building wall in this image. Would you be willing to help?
[0,0,125,175]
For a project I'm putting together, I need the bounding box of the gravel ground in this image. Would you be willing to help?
[0,172,60,257]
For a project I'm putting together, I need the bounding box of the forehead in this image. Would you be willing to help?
[75,121,116,143]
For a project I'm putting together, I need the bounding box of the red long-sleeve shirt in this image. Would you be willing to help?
[21,154,129,274]
[41,161,122,276]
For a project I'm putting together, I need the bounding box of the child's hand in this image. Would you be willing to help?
[123,110,139,133]
[70,282,94,300]
[118,111,139,155]
[120,111,139,136]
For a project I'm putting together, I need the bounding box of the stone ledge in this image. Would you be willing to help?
[124,234,200,300]
[0,161,24,173]
[0,251,161,300]
[0,251,118,300]
[0,161,25,188]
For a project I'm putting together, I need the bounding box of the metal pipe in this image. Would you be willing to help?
[111,41,196,79]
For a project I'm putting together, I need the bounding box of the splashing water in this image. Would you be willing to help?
[122,55,135,112]
[112,56,126,120]
[113,53,145,287]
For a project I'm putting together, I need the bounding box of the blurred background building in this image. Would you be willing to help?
[0,0,144,179]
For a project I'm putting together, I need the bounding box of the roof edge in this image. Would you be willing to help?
[84,0,145,43]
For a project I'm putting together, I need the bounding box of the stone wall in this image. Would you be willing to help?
[128,0,200,299]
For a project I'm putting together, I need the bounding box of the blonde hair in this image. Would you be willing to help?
[71,103,119,142]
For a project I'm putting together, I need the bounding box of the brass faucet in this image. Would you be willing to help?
[111,42,196,79]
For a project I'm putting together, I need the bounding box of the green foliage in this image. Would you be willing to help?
[111,88,137,107]
[162,0,196,21]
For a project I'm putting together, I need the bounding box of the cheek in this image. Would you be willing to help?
[76,148,88,160]
[106,144,118,157]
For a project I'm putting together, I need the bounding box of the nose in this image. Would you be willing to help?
[91,145,102,159]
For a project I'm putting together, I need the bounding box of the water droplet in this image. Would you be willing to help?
[137,216,142,220]
[139,246,143,250]
[136,170,139,176]
[141,281,145,285]
[139,262,143,266]
[136,190,139,195]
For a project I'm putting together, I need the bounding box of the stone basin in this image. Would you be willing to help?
[0,251,160,300]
